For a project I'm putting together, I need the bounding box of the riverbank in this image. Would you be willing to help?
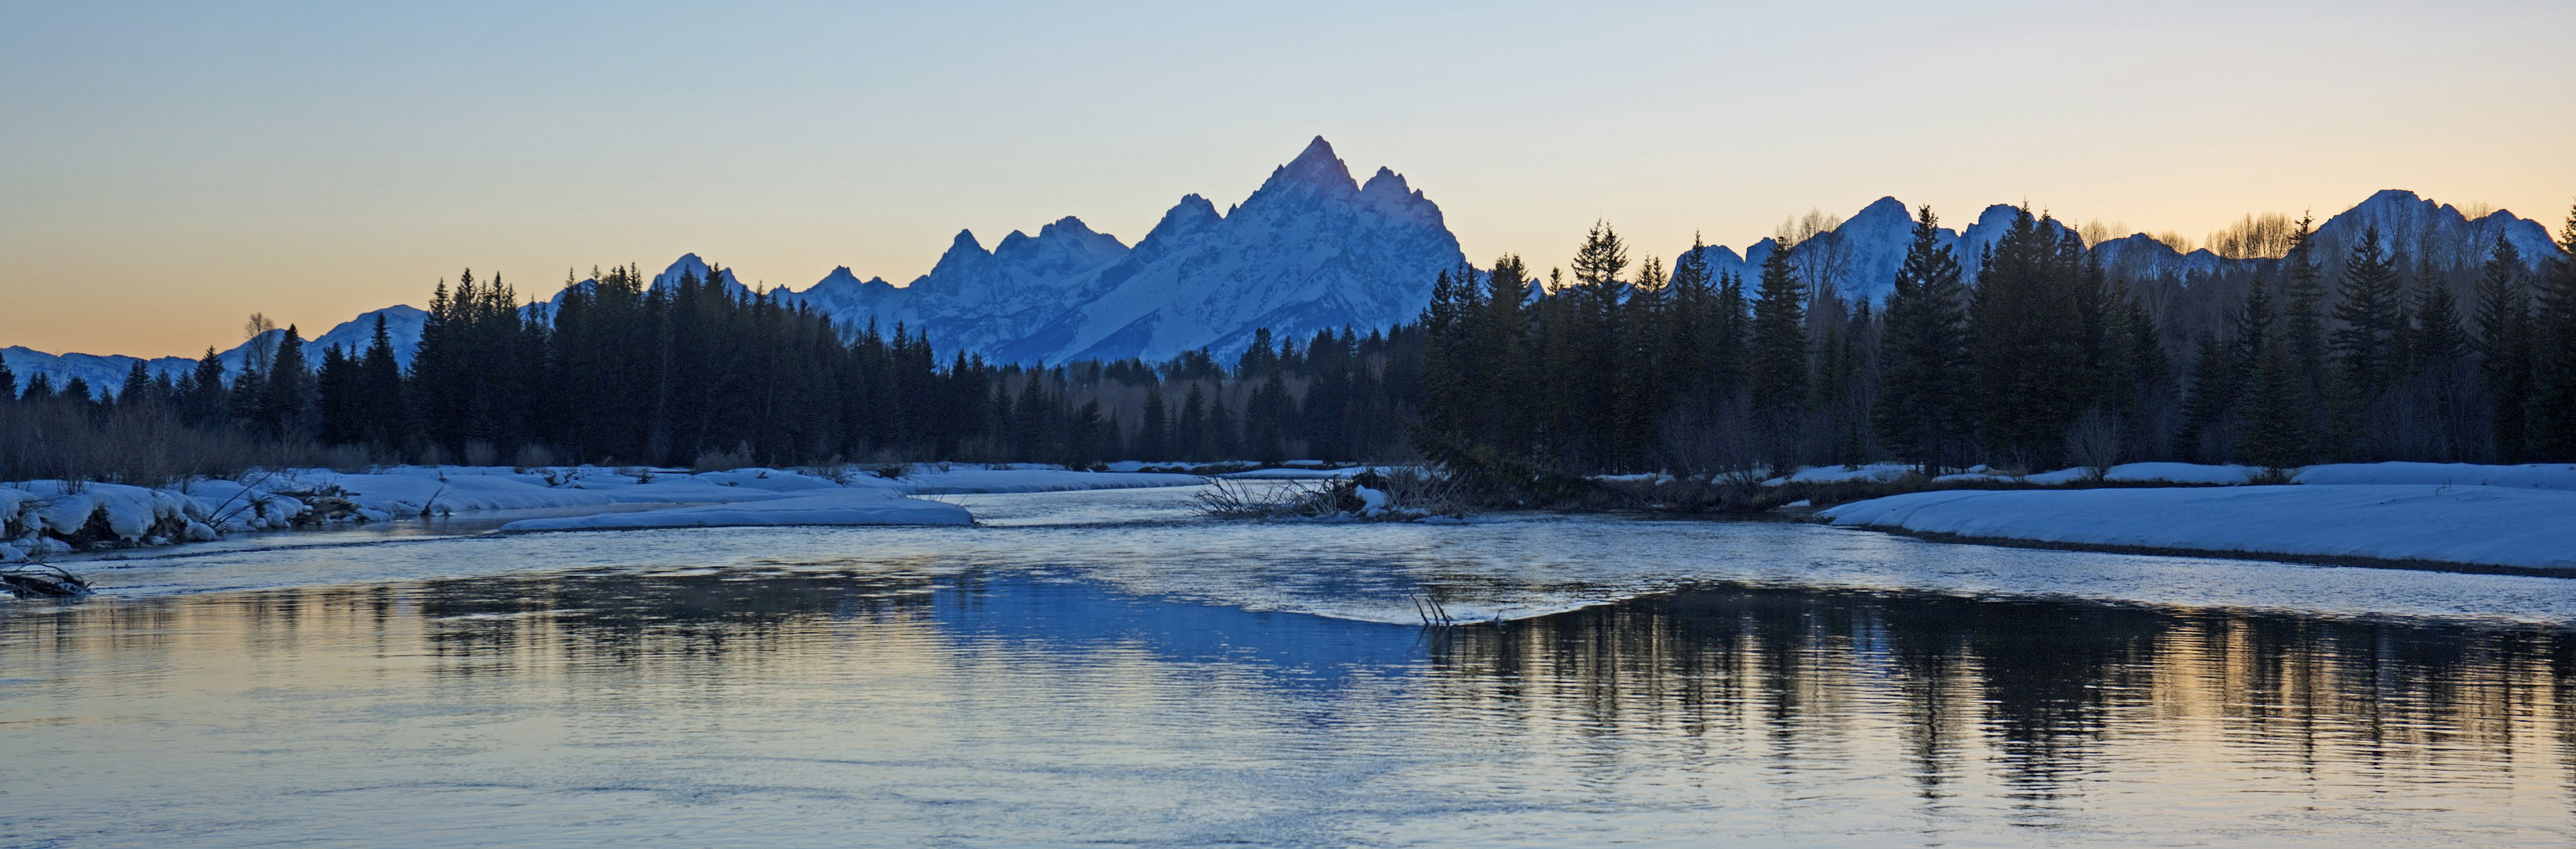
[1817,467,2576,575]
[1,464,1210,562]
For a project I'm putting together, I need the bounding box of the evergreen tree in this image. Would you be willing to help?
[1748,243,1811,472]
[261,325,311,439]
[0,356,13,404]
[118,361,152,410]
[360,313,407,451]
[1874,207,1970,473]
[182,348,229,428]
[1970,210,2090,467]
[2332,225,2407,399]
[2532,203,2576,460]
[21,373,54,403]
[1137,382,1169,460]
[2477,233,2534,461]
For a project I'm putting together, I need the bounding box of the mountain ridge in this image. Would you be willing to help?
[6,139,2563,396]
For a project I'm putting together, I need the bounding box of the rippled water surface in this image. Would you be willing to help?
[4,487,2571,847]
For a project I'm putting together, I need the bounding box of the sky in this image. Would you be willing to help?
[5,1,2571,357]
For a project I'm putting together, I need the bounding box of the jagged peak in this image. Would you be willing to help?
[1260,135,1356,194]
[946,229,986,253]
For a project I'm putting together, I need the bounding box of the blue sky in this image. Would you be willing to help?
[5,1,2571,355]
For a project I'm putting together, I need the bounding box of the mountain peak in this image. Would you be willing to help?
[1264,135,1356,194]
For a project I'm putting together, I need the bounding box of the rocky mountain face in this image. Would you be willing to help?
[1680,190,2559,306]
[775,136,1464,364]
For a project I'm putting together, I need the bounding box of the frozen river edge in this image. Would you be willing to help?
[1819,483,2576,577]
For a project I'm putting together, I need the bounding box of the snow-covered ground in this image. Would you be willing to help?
[3,464,1210,561]
[1821,481,2576,571]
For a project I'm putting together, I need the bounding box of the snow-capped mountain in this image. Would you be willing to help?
[1677,190,2559,306]
[5,306,425,400]
[772,136,1464,363]
[9,133,2563,392]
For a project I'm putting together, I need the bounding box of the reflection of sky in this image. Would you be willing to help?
[3,565,2571,847]
[10,2,2574,356]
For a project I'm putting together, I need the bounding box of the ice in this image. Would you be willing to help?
[497,489,971,532]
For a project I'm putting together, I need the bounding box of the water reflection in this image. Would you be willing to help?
[2,568,2570,847]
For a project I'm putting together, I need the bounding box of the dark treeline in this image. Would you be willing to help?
[1,264,1426,479]
[9,203,2574,484]
[1419,204,2576,479]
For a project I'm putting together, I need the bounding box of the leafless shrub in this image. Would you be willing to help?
[692,443,753,473]
[2065,407,2125,480]
[513,444,557,471]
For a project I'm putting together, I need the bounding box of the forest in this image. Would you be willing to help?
[3,203,2573,488]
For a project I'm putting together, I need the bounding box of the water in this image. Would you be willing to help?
[3,487,2571,847]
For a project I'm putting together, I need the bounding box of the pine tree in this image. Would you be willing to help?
[1875,207,1971,473]
[2277,213,2329,455]
[360,313,407,451]
[117,361,152,410]
[0,356,13,404]
[1138,382,1170,460]
[261,325,311,439]
[2477,233,2534,461]
[2332,225,2407,400]
[182,348,228,428]
[1747,243,1811,472]
[2532,203,2576,460]
[1970,210,2090,467]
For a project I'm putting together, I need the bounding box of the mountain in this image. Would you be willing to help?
[10,134,2564,388]
[1677,190,2560,306]
[772,136,1464,363]
[3,306,425,400]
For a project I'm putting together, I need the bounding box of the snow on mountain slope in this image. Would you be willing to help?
[777,137,1462,364]
[4,306,427,398]
[1675,190,2558,307]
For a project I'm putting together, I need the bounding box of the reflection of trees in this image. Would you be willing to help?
[1426,584,2576,806]
[404,569,938,675]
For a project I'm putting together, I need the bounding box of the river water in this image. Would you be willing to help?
[3,486,2571,847]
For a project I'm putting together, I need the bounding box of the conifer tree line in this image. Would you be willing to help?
[1420,203,2576,477]
[4,264,1426,477]
[9,203,2575,482]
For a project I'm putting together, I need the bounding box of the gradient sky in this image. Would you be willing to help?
[6,1,2571,357]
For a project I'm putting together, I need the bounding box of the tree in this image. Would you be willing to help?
[2532,203,2576,460]
[1970,210,2090,467]
[260,325,311,439]
[2332,225,2407,400]
[2477,233,2534,461]
[1875,207,1971,473]
[360,313,408,451]
[1747,241,1809,471]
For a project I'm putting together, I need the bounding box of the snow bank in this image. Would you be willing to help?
[497,489,971,532]
[1763,463,1914,486]
[2294,462,2576,491]
[1819,484,2576,571]
[1,481,209,561]
[1218,467,1392,480]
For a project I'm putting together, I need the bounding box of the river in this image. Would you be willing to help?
[4,486,2570,846]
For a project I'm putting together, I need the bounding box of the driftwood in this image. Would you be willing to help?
[1,563,94,598]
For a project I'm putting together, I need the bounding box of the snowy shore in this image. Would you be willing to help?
[1819,463,2576,573]
[2,465,1205,561]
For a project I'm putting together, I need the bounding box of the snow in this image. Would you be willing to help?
[1219,467,1389,480]
[903,469,1203,494]
[1819,484,2576,571]
[2294,462,2576,491]
[1,464,1202,560]
[498,489,971,532]
[1763,463,1913,486]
